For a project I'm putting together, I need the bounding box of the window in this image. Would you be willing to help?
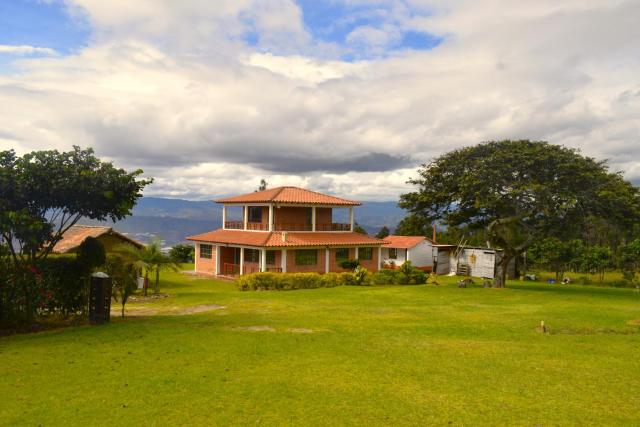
[388,248,397,259]
[359,247,373,260]
[200,244,212,259]
[248,207,262,222]
[245,249,260,263]
[295,249,317,265]
[266,251,276,265]
[335,248,349,261]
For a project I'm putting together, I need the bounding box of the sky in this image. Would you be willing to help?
[0,0,639,201]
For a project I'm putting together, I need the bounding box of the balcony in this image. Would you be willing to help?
[225,221,352,232]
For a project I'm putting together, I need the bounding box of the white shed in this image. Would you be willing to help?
[433,245,516,279]
[381,236,435,270]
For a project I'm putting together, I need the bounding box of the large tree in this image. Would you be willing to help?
[399,140,640,287]
[0,146,152,268]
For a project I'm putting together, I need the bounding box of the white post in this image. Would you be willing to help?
[194,243,199,272]
[406,249,410,262]
[239,247,245,275]
[243,205,248,230]
[222,206,227,229]
[281,249,287,273]
[261,249,267,272]
[216,245,221,275]
[312,206,317,232]
[268,205,274,231]
[377,246,382,270]
[349,207,354,232]
[354,247,359,259]
[325,248,330,273]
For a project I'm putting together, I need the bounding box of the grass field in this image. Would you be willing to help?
[1,269,639,426]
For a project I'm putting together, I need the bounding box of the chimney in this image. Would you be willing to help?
[281,232,288,243]
[432,223,437,243]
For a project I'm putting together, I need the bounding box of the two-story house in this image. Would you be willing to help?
[186,186,387,276]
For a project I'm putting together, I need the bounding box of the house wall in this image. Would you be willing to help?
[381,247,407,267]
[286,248,327,273]
[448,248,516,279]
[435,248,452,275]
[315,208,333,230]
[195,243,217,275]
[274,206,311,230]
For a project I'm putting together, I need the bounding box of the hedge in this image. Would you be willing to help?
[236,264,428,291]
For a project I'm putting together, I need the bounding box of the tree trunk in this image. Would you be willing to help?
[143,271,149,296]
[121,302,125,318]
[155,268,160,294]
[493,255,511,288]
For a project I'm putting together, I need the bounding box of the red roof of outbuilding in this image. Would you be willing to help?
[52,225,143,253]
[186,229,386,248]
[215,186,360,206]
[383,235,432,249]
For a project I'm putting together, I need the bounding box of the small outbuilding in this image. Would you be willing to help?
[381,235,435,270]
[434,244,516,279]
[52,225,143,254]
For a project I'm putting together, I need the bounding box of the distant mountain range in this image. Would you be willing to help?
[83,197,407,247]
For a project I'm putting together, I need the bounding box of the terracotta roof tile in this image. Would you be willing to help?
[186,229,386,247]
[52,225,143,253]
[215,186,360,206]
[383,235,432,249]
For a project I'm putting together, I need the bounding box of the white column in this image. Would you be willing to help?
[261,249,267,272]
[312,206,317,232]
[406,249,410,262]
[268,205,274,231]
[239,247,245,275]
[194,243,199,272]
[325,248,330,273]
[281,249,287,273]
[349,207,354,232]
[222,206,227,229]
[216,245,221,275]
[243,205,248,230]
[354,247,359,259]
[377,246,382,270]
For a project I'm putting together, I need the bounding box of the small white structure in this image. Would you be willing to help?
[433,244,516,279]
[381,236,435,270]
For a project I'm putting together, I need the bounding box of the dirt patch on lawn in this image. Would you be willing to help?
[228,325,276,332]
[116,304,226,317]
[287,328,315,334]
[627,319,640,326]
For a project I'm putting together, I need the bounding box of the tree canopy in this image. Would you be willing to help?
[399,140,640,286]
[0,146,152,266]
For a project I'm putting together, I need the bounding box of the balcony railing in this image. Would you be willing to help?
[225,221,352,232]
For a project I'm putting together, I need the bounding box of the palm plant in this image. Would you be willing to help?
[121,240,179,295]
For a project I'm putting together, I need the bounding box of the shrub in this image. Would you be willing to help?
[339,259,360,270]
[369,261,427,285]
[353,266,370,286]
[237,272,357,291]
[76,237,106,271]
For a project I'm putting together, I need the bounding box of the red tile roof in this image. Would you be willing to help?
[383,235,432,249]
[52,225,143,253]
[215,186,361,206]
[186,229,386,247]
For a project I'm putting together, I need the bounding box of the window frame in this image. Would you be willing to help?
[359,247,373,260]
[335,247,349,261]
[388,248,397,259]
[244,248,260,263]
[266,250,276,265]
[295,249,318,266]
[248,206,263,223]
[199,244,213,259]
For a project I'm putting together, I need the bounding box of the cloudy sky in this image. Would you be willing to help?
[0,0,638,201]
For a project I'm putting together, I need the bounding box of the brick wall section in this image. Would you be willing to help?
[315,208,332,229]
[195,243,217,275]
[328,247,355,273]
[286,248,326,273]
[274,206,310,230]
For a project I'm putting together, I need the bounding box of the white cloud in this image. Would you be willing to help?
[0,45,57,56]
[1,0,639,202]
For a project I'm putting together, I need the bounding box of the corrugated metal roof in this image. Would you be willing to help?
[215,186,361,206]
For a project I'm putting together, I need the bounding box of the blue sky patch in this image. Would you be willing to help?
[0,0,89,55]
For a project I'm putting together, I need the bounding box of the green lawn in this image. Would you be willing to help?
[1,269,639,426]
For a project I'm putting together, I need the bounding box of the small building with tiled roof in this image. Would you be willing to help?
[186,186,386,276]
[52,225,143,254]
[381,235,435,271]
